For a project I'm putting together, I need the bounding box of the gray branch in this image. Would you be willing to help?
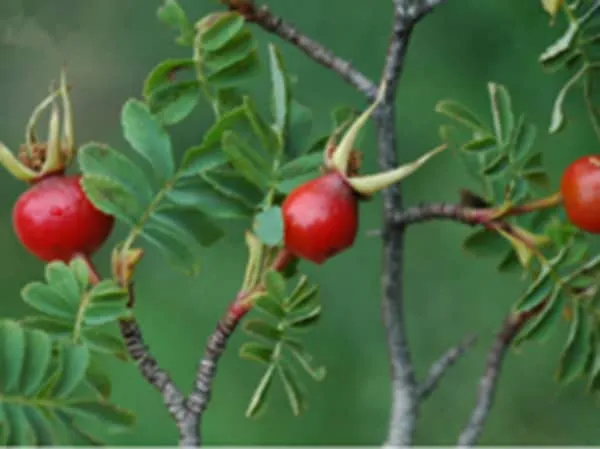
[119,317,199,446]
[376,1,447,445]
[457,313,532,446]
[418,335,478,400]
[223,0,377,98]
[187,312,239,417]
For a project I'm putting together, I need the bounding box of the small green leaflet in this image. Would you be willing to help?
[268,43,290,141]
[157,0,194,46]
[255,207,284,246]
[143,59,200,126]
[241,274,325,418]
[195,12,260,89]
[0,320,134,445]
[121,99,175,185]
[20,258,130,358]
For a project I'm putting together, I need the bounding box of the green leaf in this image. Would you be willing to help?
[70,258,91,291]
[121,99,174,184]
[516,289,565,344]
[243,96,279,155]
[0,321,25,393]
[221,131,270,188]
[204,31,256,74]
[53,344,90,398]
[23,406,55,445]
[157,0,194,46]
[462,135,497,152]
[239,342,275,364]
[180,145,228,175]
[81,175,142,225]
[202,169,264,209]
[243,319,283,342]
[278,153,323,179]
[168,177,254,219]
[255,207,284,246]
[557,304,591,383]
[147,80,200,126]
[284,339,326,381]
[21,317,73,337]
[539,22,579,66]
[45,262,82,308]
[206,52,260,88]
[516,266,555,312]
[143,58,195,98]
[277,362,306,416]
[84,302,131,327]
[265,270,286,302]
[286,278,319,311]
[588,331,600,391]
[200,13,245,51]
[19,329,52,396]
[483,153,510,177]
[63,400,135,431]
[276,172,317,194]
[549,67,585,134]
[246,364,275,418]
[3,403,30,445]
[288,306,321,329]
[85,360,113,398]
[496,249,522,274]
[488,83,515,146]
[83,149,140,192]
[140,225,201,275]
[21,282,76,320]
[82,331,127,360]
[288,100,313,155]
[254,294,285,319]
[268,43,290,138]
[150,204,225,247]
[435,100,490,133]
[512,120,537,162]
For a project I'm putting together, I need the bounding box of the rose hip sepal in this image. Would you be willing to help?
[0,69,75,183]
[561,155,600,234]
[282,81,447,264]
[13,175,115,262]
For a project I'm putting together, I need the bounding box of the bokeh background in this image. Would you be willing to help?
[1,0,599,445]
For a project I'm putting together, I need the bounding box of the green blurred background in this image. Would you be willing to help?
[1,0,599,445]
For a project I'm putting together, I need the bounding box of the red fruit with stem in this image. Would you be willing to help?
[280,81,446,265]
[282,171,358,264]
[560,155,600,233]
[12,174,114,262]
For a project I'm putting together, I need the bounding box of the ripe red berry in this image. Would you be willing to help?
[282,171,358,264]
[12,174,115,262]
[560,155,600,233]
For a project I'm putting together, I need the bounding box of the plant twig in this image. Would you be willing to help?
[376,1,448,445]
[221,0,377,98]
[418,335,478,400]
[81,256,196,445]
[456,305,544,446]
[186,248,296,444]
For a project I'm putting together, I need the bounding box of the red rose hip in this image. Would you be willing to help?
[282,171,358,264]
[560,155,600,234]
[12,175,115,262]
